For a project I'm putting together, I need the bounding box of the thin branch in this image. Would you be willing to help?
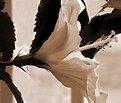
[0,68,24,103]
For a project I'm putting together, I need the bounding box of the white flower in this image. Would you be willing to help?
[33,0,109,103]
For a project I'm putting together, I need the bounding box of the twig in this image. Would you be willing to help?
[0,68,24,103]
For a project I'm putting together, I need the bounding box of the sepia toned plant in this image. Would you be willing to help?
[0,0,121,103]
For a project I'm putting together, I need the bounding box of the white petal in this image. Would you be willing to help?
[35,0,83,64]
[96,91,108,103]
[48,54,98,102]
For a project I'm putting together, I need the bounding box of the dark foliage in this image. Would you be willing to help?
[0,1,20,103]
[30,0,61,52]
[0,0,5,10]
[80,9,121,58]
[0,11,16,61]
[78,0,89,31]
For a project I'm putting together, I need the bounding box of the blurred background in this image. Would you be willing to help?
[1,0,121,103]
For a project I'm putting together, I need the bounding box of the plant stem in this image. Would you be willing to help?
[0,68,24,103]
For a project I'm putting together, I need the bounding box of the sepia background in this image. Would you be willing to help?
[1,0,121,103]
